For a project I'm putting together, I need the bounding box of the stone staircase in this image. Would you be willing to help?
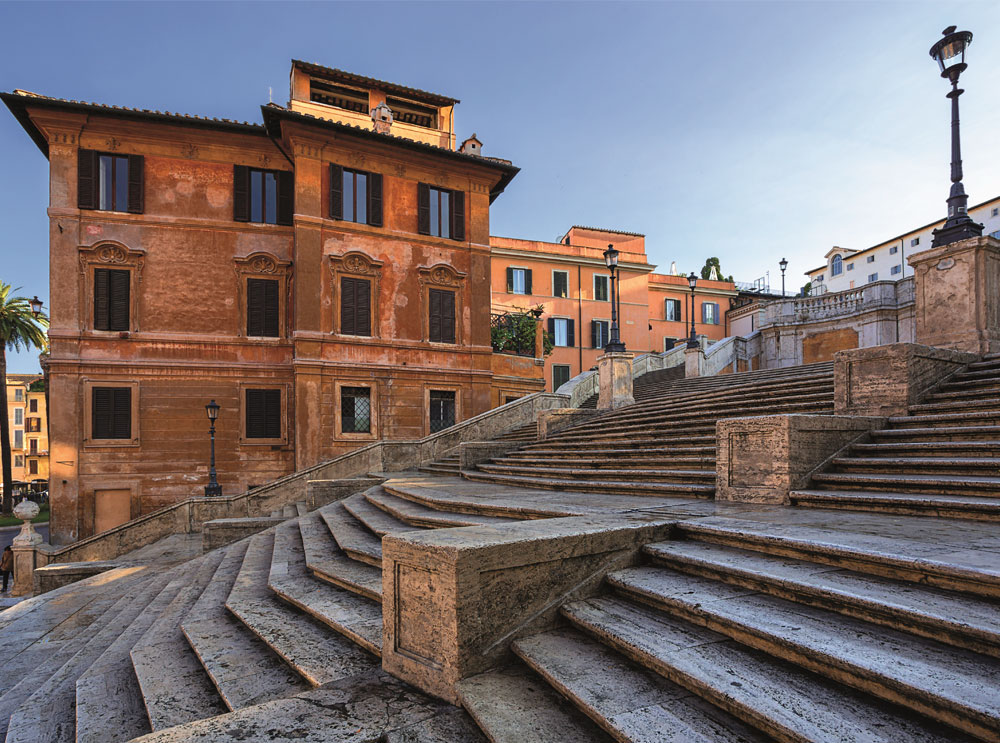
[793,352,1000,521]
[465,362,836,496]
[418,422,540,476]
[462,511,1000,742]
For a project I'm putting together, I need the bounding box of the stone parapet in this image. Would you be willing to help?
[716,414,883,504]
[381,513,675,703]
[32,560,121,595]
[834,342,976,417]
[458,441,522,470]
[536,408,600,440]
[202,517,285,553]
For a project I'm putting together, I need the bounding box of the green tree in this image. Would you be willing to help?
[700,257,734,284]
[802,281,813,297]
[0,284,48,515]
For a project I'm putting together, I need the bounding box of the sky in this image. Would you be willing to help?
[2,0,1000,373]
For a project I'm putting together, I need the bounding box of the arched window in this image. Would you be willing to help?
[831,255,843,276]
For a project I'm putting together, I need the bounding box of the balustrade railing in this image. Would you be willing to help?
[490,311,538,356]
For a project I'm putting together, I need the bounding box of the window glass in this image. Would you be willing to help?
[250,170,263,223]
[595,321,609,348]
[13,389,23,402]
[343,170,354,221]
[356,172,367,224]
[439,190,450,239]
[99,155,113,210]
[891,265,901,275]
[553,365,571,391]
[429,390,456,433]
[553,318,568,346]
[115,156,129,212]
[342,387,371,433]
[553,271,568,298]
[846,263,854,271]
[14,408,23,425]
[264,171,277,224]
[429,188,440,236]
[889,246,898,255]
[868,273,878,282]
[14,431,22,449]
[512,269,526,294]
[867,255,875,263]
[831,255,842,276]
[594,275,609,301]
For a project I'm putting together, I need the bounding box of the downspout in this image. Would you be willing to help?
[577,264,583,374]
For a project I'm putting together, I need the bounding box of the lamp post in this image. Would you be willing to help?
[779,258,788,296]
[929,26,984,248]
[603,244,626,352]
[29,296,42,318]
[686,272,699,348]
[204,400,222,497]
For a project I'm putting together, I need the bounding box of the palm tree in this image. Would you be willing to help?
[0,284,48,515]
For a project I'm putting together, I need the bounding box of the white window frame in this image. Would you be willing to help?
[664,298,682,322]
[552,317,569,347]
[552,270,569,298]
[593,319,610,349]
[891,265,901,275]
[593,274,609,302]
[702,302,719,325]
[510,268,527,295]
[13,408,23,426]
[868,272,878,282]
[831,255,843,276]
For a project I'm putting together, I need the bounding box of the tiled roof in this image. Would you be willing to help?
[569,225,646,238]
[291,60,459,106]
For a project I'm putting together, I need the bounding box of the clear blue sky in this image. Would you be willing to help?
[3,1,1000,373]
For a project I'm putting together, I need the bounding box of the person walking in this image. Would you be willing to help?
[1,545,12,594]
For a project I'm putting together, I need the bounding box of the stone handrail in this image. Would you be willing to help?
[556,369,598,407]
[631,343,687,378]
[760,278,915,328]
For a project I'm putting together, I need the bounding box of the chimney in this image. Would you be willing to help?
[371,101,393,134]
[460,133,483,156]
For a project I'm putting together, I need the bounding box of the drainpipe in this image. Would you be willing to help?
[577,263,584,375]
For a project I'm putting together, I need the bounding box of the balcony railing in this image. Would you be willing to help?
[490,312,537,357]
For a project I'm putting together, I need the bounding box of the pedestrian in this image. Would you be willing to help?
[1,546,12,594]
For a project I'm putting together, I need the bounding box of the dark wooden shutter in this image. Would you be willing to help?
[368,172,383,227]
[417,183,430,235]
[246,389,280,438]
[524,269,533,295]
[94,268,110,331]
[127,155,144,214]
[78,149,97,210]
[112,388,131,438]
[441,290,455,343]
[450,190,465,241]
[277,171,294,226]
[356,279,371,336]
[341,278,356,335]
[547,317,555,337]
[429,288,442,342]
[263,279,279,336]
[247,279,264,336]
[92,388,111,439]
[506,267,514,293]
[109,269,130,331]
[330,164,343,219]
[264,389,281,438]
[92,387,130,439]
[233,165,250,222]
[566,319,575,347]
[591,320,599,349]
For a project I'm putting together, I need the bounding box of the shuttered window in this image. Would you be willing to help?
[92,387,131,440]
[94,268,130,331]
[591,320,610,349]
[594,275,609,301]
[78,150,143,213]
[547,317,575,347]
[330,164,383,226]
[665,299,682,322]
[701,302,720,325]
[246,278,280,337]
[552,365,571,391]
[417,183,465,240]
[553,271,569,298]
[340,277,372,336]
[506,267,532,295]
[233,166,293,225]
[429,390,456,433]
[428,289,456,343]
[245,389,281,439]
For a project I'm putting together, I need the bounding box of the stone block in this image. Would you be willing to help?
[684,346,703,377]
[717,414,883,504]
[305,477,383,509]
[597,352,635,409]
[458,441,520,470]
[381,513,675,703]
[536,408,599,440]
[202,517,284,552]
[834,342,976,417]
[32,559,120,595]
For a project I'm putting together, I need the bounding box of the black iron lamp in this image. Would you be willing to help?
[779,258,788,296]
[204,400,222,496]
[603,244,627,352]
[929,26,983,248]
[686,271,699,348]
[29,296,42,318]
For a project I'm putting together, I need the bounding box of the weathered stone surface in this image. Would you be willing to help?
[535,408,599,440]
[365,487,520,529]
[202,517,284,552]
[319,501,383,567]
[458,440,520,470]
[597,351,635,409]
[298,510,382,599]
[342,491,425,537]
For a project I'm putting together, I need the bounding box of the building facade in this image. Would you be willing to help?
[5,374,48,489]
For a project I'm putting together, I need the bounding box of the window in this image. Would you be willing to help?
[28,460,38,475]
[664,298,682,322]
[552,365,571,391]
[330,165,382,226]
[548,317,575,347]
[702,302,720,325]
[428,289,456,343]
[417,184,465,241]
[866,255,875,263]
[13,431,22,449]
[13,389,23,402]
[891,265,902,276]
[233,166,293,225]
[340,277,372,336]
[94,268,130,331]
[552,271,568,298]
[594,275,609,301]
[78,150,143,214]
[816,274,824,282]
[92,387,132,440]
[507,268,532,295]
[26,418,40,433]
[341,387,371,434]
[13,455,22,468]
[992,208,999,217]
[591,320,610,349]
[991,230,1000,240]
[889,246,898,255]
[246,278,280,337]
[28,399,37,413]
[664,337,679,352]
[245,389,281,439]
[910,238,920,247]
[429,390,456,433]
[846,263,854,271]
[13,408,22,426]
[868,273,879,282]
[28,439,37,455]
[831,255,843,276]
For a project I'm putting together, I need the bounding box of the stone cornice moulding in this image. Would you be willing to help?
[417,262,467,288]
[489,246,657,274]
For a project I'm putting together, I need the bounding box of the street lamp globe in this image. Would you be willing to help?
[779,258,788,272]
[29,296,42,317]
[603,245,619,269]
[687,272,698,290]
[930,26,972,81]
[205,399,220,422]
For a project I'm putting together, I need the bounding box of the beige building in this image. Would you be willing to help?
[6,374,48,489]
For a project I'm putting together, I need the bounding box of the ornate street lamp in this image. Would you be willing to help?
[204,400,222,496]
[29,296,42,318]
[929,26,984,248]
[779,258,788,296]
[603,244,626,352]
[686,272,699,348]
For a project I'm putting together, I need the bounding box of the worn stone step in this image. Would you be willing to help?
[506,446,716,460]
[520,434,717,451]
[226,530,377,687]
[513,629,769,742]
[950,366,1000,381]
[282,503,297,518]
[131,550,228,732]
[852,441,1000,457]
[872,424,1000,442]
[643,540,1000,658]
[791,488,1000,521]
[910,398,1000,414]
[963,357,1000,371]
[830,456,1000,475]
[676,516,1000,599]
[563,596,963,743]
[295,501,308,516]
[342,491,427,537]
[889,411,1000,428]
[299,510,382,600]
[319,500,383,567]
[458,664,613,743]
[366,486,521,529]
[181,540,309,711]
[936,376,1000,393]
[464,470,715,497]
[812,471,1000,497]
[477,462,716,483]
[608,566,1000,740]
[419,464,462,475]
[268,519,383,655]
[494,455,716,469]
[926,386,1000,403]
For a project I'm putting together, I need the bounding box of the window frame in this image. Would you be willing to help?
[868,273,879,282]
[245,277,281,338]
[664,298,682,322]
[329,252,383,339]
[910,238,920,247]
[889,246,898,255]
[428,288,457,344]
[846,263,854,271]
[83,380,140,448]
[891,265,902,276]
[417,184,465,241]
[592,319,610,349]
[80,243,145,335]
[335,382,378,441]
[78,149,143,214]
[234,252,292,341]
[418,264,466,346]
[867,255,876,263]
[552,270,569,298]
[552,317,571,347]
[424,386,461,436]
[239,383,289,446]
[593,274,610,302]
[330,164,383,226]
[552,364,571,392]
[233,165,293,226]
[13,408,23,426]
[701,302,720,325]
[831,255,843,276]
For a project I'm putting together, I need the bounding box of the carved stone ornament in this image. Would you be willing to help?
[418,263,466,287]
[330,252,383,276]
[234,252,291,278]
[78,242,146,282]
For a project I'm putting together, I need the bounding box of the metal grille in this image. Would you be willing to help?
[490,312,536,356]
[342,387,371,433]
[429,390,455,433]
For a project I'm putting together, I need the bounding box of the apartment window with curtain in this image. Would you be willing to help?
[701,302,720,325]
[664,299,682,322]
[506,267,532,295]
[548,317,575,347]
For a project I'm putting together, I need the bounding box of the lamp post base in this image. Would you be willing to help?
[931,217,984,248]
[204,484,223,497]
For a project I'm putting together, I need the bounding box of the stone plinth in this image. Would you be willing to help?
[834,343,976,417]
[597,352,635,409]
[684,345,703,377]
[909,235,1000,354]
[381,514,674,703]
[716,414,882,504]
[536,408,599,440]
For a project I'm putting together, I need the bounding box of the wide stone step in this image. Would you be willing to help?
[791,488,1000,521]
[343,490,427,537]
[513,629,769,742]
[496,455,716,469]
[963,357,1000,371]
[950,366,1000,381]
[226,530,378,687]
[505,446,716,460]
[936,376,1000,393]
[418,464,462,476]
[889,411,1000,428]
[830,456,1000,474]
[477,462,716,483]
[925,386,1000,403]
[464,470,715,497]
[520,434,717,451]
[872,425,1000,442]
[298,510,382,600]
[562,596,963,743]
[366,486,521,529]
[181,541,309,711]
[319,500,383,567]
[643,540,1000,658]
[458,664,613,743]
[909,398,1000,415]
[852,440,1000,457]
[268,520,383,656]
[676,516,1000,598]
[607,566,1000,740]
[812,471,1000,497]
